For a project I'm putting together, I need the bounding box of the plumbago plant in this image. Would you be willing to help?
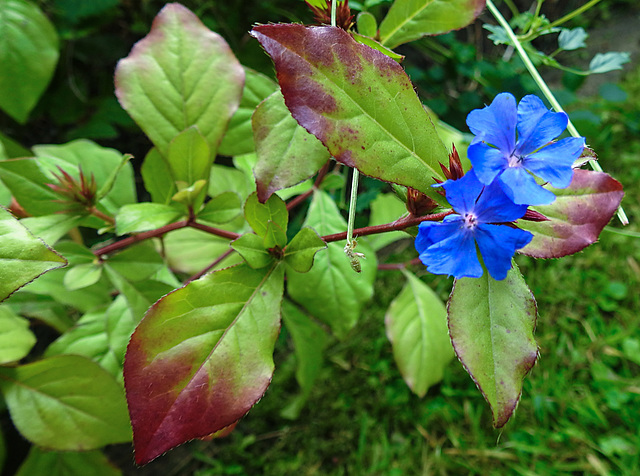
[0,0,627,470]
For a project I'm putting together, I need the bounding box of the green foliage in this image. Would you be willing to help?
[0,0,634,473]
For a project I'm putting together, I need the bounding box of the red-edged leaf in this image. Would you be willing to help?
[519,169,623,258]
[124,263,284,464]
[251,24,448,202]
[115,3,244,158]
[448,264,538,428]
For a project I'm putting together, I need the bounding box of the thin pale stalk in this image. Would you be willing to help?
[485,0,628,225]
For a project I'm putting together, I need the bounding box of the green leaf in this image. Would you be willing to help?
[367,193,408,251]
[280,299,328,419]
[351,33,405,62]
[251,25,448,202]
[19,214,83,246]
[5,294,74,334]
[0,207,67,302]
[483,24,511,46]
[114,3,244,157]
[263,220,287,250]
[63,263,103,291]
[385,271,453,397]
[124,263,284,464]
[0,306,36,364]
[286,191,376,338]
[106,243,165,282]
[171,179,207,206]
[284,227,327,273]
[141,147,176,204]
[163,227,243,274]
[588,52,631,74]
[33,140,136,215]
[96,153,132,201]
[219,68,278,156]
[115,203,184,235]
[252,90,330,202]
[558,27,588,51]
[45,309,120,377]
[0,355,132,449]
[167,126,211,188]
[209,164,255,203]
[197,192,242,224]
[244,192,288,237]
[0,0,59,123]
[231,233,275,269]
[357,11,378,37]
[447,264,538,428]
[0,159,65,216]
[16,447,121,476]
[379,0,486,48]
[52,0,119,24]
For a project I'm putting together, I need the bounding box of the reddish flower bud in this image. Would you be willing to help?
[47,166,98,211]
[305,0,354,30]
[406,187,439,216]
[520,208,550,222]
[439,144,464,181]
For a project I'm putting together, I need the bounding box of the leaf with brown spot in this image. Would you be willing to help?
[251,24,448,204]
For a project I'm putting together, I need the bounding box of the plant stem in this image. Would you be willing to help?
[346,168,360,246]
[94,220,189,257]
[88,206,115,226]
[485,0,628,226]
[185,248,235,283]
[188,222,241,241]
[322,211,454,243]
[548,0,603,29]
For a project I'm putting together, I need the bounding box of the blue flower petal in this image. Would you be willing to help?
[418,228,483,279]
[499,167,556,206]
[515,109,568,157]
[515,95,568,154]
[525,137,585,188]
[475,224,533,280]
[466,93,517,153]
[467,142,508,185]
[474,179,529,224]
[441,169,484,214]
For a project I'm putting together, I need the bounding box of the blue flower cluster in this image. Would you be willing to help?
[415,93,586,280]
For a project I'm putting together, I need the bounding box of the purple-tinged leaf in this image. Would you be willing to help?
[124,263,284,464]
[251,24,448,202]
[252,91,330,203]
[379,0,486,49]
[115,3,244,158]
[448,264,538,428]
[519,169,623,258]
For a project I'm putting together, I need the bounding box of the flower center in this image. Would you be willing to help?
[463,212,478,229]
[508,152,524,167]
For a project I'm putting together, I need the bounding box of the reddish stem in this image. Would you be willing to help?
[188,221,241,240]
[321,211,453,243]
[286,160,332,211]
[94,220,190,257]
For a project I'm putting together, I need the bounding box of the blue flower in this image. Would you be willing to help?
[415,170,533,280]
[466,93,585,206]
